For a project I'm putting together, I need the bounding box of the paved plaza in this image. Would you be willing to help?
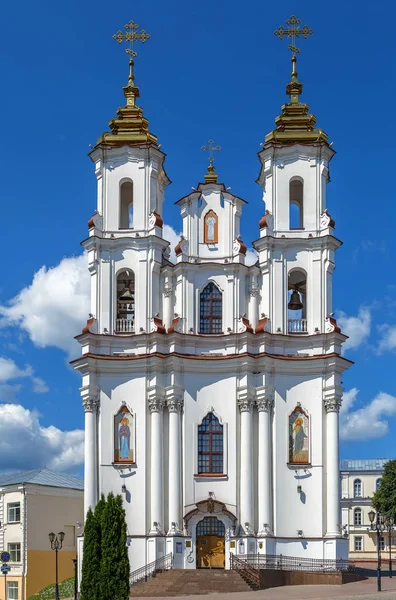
[130,570,396,600]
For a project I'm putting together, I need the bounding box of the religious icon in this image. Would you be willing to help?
[289,404,309,464]
[204,210,218,243]
[114,406,135,463]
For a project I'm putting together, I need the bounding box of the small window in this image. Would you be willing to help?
[354,508,362,526]
[198,413,223,474]
[7,582,18,600]
[116,270,135,333]
[289,179,303,229]
[376,478,382,491]
[7,503,20,523]
[120,181,134,229]
[8,543,21,563]
[354,479,362,498]
[199,283,222,334]
[354,536,363,551]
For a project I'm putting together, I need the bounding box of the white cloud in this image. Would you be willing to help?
[337,307,371,351]
[163,224,181,263]
[0,254,90,355]
[246,248,258,267]
[377,324,396,354]
[340,388,396,441]
[0,357,32,382]
[0,404,83,473]
[32,377,49,394]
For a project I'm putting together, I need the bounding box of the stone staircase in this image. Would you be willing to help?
[130,568,257,597]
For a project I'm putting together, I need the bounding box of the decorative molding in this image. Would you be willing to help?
[256,397,274,413]
[148,398,165,413]
[87,211,103,230]
[233,237,247,256]
[82,397,99,413]
[324,397,342,413]
[255,317,271,334]
[148,211,163,229]
[249,285,260,298]
[325,316,341,334]
[259,210,274,231]
[82,317,98,335]
[167,397,184,413]
[237,316,254,334]
[163,285,174,298]
[150,316,166,334]
[320,209,335,230]
[237,397,254,413]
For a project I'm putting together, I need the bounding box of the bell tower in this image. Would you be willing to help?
[255,17,338,336]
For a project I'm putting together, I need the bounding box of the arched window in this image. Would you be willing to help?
[354,479,362,498]
[200,282,222,334]
[196,517,225,536]
[197,413,223,474]
[116,270,135,333]
[354,508,362,526]
[376,478,382,491]
[288,269,307,333]
[120,181,134,229]
[289,178,303,229]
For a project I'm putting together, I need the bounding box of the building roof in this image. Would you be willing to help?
[340,459,391,472]
[0,468,83,490]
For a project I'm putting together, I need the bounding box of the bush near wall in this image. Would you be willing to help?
[28,577,74,600]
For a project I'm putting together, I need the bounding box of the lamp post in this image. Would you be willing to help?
[385,516,395,578]
[368,510,386,592]
[49,531,65,600]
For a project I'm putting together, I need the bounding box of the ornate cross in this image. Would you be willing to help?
[201,139,222,162]
[113,20,151,57]
[274,15,313,55]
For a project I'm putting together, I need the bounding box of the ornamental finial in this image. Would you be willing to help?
[274,15,313,102]
[113,20,151,104]
[201,139,221,183]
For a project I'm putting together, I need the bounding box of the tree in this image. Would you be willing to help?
[80,508,101,600]
[373,460,396,520]
[100,493,130,600]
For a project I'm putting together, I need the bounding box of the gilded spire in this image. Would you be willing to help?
[201,139,221,184]
[96,20,158,148]
[266,16,328,145]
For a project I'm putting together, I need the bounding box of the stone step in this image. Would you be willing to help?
[130,568,256,597]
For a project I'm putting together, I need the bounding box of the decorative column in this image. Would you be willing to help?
[163,278,174,330]
[83,396,99,518]
[257,397,274,535]
[167,397,183,534]
[149,398,165,534]
[248,280,259,331]
[238,397,254,533]
[325,397,342,537]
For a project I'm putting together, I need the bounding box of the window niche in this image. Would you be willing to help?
[116,270,135,333]
[114,405,135,464]
[204,210,218,243]
[288,404,309,465]
[120,180,134,229]
[289,178,303,229]
[287,269,307,333]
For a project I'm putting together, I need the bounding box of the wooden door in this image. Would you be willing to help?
[196,535,225,569]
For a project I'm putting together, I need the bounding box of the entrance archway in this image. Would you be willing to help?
[196,517,225,569]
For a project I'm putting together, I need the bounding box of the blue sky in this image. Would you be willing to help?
[0,0,395,473]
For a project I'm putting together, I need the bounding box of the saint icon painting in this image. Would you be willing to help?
[204,210,218,243]
[114,406,135,463]
[289,404,309,464]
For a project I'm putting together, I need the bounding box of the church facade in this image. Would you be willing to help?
[72,33,350,572]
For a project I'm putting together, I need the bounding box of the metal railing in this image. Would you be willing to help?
[115,319,135,333]
[230,554,260,589]
[130,552,173,587]
[288,319,307,334]
[240,553,354,573]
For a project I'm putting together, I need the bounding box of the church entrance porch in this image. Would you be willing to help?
[196,517,225,569]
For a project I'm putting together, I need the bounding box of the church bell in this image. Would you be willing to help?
[288,290,303,311]
[118,284,134,303]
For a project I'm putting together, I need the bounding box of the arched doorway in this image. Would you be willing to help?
[196,517,225,569]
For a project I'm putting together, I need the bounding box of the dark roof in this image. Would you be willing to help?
[0,468,83,490]
[340,459,391,472]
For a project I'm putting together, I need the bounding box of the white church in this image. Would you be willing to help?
[72,21,351,572]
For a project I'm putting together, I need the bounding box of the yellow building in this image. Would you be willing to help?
[341,458,394,561]
[0,469,83,600]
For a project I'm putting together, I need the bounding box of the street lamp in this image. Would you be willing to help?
[385,516,395,578]
[369,510,386,592]
[49,531,65,600]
